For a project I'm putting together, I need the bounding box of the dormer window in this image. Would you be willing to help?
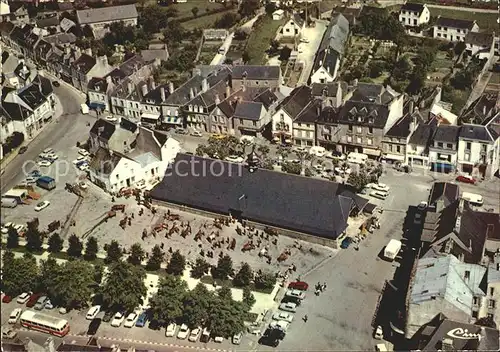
[188,105,193,112]
[368,118,374,124]
[360,107,368,114]
[357,116,362,122]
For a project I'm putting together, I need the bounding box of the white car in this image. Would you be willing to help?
[177,324,190,339]
[370,191,388,200]
[414,213,422,225]
[190,131,202,137]
[73,156,87,164]
[313,164,325,173]
[293,146,307,153]
[105,115,118,122]
[38,160,52,167]
[35,201,50,212]
[272,312,294,323]
[269,320,290,331]
[86,305,101,320]
[165,322,177,337]
[279,302,297,312]
[225,155,244,163]
[372,183,390,192]
[374,325,383,340]
[188,327,202,342]
[78,149,90,157]
[232,332,242,345]
[14,224,26,235]
[78,164,89,171]
[417,201,428,210]
[299,38,309,43]
[45,153,58,160]
[44,300,54,309]
[309,146,326,157]
[17,292,30,304]
[285,289,306,300]
[111,312,125,327]
[8,308,22,324]
[124,312,138,328]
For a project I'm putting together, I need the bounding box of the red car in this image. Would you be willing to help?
[288,281,309,291]
[26,293,42,308]
[2,295,12,303]
[456,175,476,184]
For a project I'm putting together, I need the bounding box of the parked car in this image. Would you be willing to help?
[87,318,101,335]
[86,305,101,320]
[135,312,148,327]
[175,128,188,135]
[35,201,51,212]
[456,175,476,184]
[37,160,52,167]
[281,295,302,306]
[34,295,49,310]
[26,293,42,308]
[232,332,243,345]
[2,327,17,340]
[287,281,308,291]
[29,170,41,178]
[374,325,383,340]
[370,191,389,200]
[52,81,60,87]
[44,300,54,309]
[269,320,290,332]
[414,213,422,225]
[285,289,306,300]
[18,146,27,154]
[45,153,58,160]
[278,302,297,312]
[259,328,284,347]
[111,312,125,327]
[102,311,114,323]
[124,312,138,328]
[188,327,202,342]
[272,312,294,323]
[372,183,390,192]
[78,149,90,157]
[225,155,244,163]
[2,295,12,303]
[299,38,309,43]
[8,308,22,324]
[417,201,428,210]
[166,322,177,337]
[17,292,31,304]
[177,324,190,339]
[105,116,118,123]
[190,130,202,137]
[25,177,38,184]
[341,237,352,249]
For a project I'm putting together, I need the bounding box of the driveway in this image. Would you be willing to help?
[297,21,327,85]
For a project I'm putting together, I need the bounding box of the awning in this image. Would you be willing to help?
[88,102,106,110]
[141,112,160,120]
[384,153,405,161]
[363,148,381,156]
[165,117,182,124]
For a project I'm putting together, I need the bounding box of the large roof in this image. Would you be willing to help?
[150,154,368,240]
[435,16,476,30]
[428,182,459,209]
[76,4,138,25]
[400,2,425,14]
[231,65,280,81]
[433,125,460,143]
[337,101,390,129]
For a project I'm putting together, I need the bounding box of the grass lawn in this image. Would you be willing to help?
[429,9,498,33]
[170,1,225,18]
[181,9,236,30]
[245,16,286,65]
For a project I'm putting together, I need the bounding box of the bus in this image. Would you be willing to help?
[20,310,70,337]
[462,192,484,206]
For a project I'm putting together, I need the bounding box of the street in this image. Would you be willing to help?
[297,21,327,85]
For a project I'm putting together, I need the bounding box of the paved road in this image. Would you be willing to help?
[426,3,498,13]
[1,81,88,194]
[297,21,327,85]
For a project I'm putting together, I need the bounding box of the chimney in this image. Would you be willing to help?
[85,48,92,57]
[241,84,246,92]
[160,87,166,102]
[141,83,148,97]
[409,114,417,133]
[65,46,70,55]
[189,87,195,99]
[215,94,220,105]
[150,78,156,91]
[409,99,414,114]
[168,81,174,94]
[441,338,454,351]
[154,57,161,67]
[74,46,81,60]
[483,104,487,116]
[496,262,500,271]
[44,338,56,352]
[316,104,321,116]
[226,84,231,98]
[100,55,108,67]
[127,82,134,94]
[202,78,208,92]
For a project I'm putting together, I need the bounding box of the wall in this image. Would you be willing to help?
[88,90,110,111]
[433,23,478,42]
[310,67,334,84]
[293,121,315,146]
[272,108,293,137]
[108,157,142,192]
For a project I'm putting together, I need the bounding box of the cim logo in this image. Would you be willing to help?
[447,328,482,340]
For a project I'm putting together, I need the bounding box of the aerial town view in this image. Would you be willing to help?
[0,0,499,351]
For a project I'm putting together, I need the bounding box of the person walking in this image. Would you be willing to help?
[303,315,308,322]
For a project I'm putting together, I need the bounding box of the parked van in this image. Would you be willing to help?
[347,152,368,165]
[1,198,17,208]
[80,104,89,114]
[200,328,210,343]
[370,191,388,200]
[462,192,484,206]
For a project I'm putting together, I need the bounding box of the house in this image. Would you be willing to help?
[141,83,175,127]
[71,53,112,93]
[281,13,305,38]
[429,124,461,173]
[382,102,423,164]
[330,6,362,26]
[34,39,54,68]
[433,17,479,42]
[465,31,495,58]
[271,86,314,144]
[398,2,430,29]
[1,101,34,143]
[457,113,500,178]
[0,0,9,16]
[272,9,285,21]
[461,93,499,125]
[76,5,138,39]
[405,255,485,338]
[150,153,370,248]
[311,81,347,108]
[140,43,169,63]
[310,14,349,84]
[430,101,458,125]
[346,82,401,105]
[231,65,281,91]
[407,121,436,167]
[203,29,228,41]
[292,99,321,147]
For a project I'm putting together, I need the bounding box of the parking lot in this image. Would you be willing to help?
[296,21,328,85]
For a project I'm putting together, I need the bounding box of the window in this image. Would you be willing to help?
[298,123,302,127]
[368,127,373,134]
[367,138,373,145]
[396,146,401,153]
[473,296,479,305]
[347,136,352,143]
[472,310,478,318]
[489,299,496,309]
[491,287,495,296]
[447,143,453,149]
[466,142,471,151]
[356,126,362,133]
[348,125,353,132]
[488,313,494,319]
[356,136,362,144]
[252,121,257,127]
[306,124,311,128]
[465,152,471,161]
[465,271,470,280]
[240,119,243,124]
[437,142,443,148]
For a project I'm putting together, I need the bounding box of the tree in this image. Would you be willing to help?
[25,223,43,252]
[48,233,64,253]
[6,226,19,249]
[105,240,122,264]
[233,263,253,287]
[149,275,188,326]
[279,46,292,61]
[217,285,232,300]
[281,161,301,175]
[55,260,95,309]
[254,271,276,290]
[347,171,370,192]
[84,236,99,261]
[191,6,199,17]
[166,250,186,276]
[93,264,104,287]
[208,296,246,338]
[137,5,169,35]
[67,234,83,258]
[128,243,145,266]
[101,262,147,312]
[214,12,239,29]
[265,2,276,16]
[242,286,256,311]
[146,245,165,271]
[213,255,234,280]
[2,252,39,296]
[476,316,497,329]
[38,257,62,297]
[182,283,214,328]
[454,41,466,56]
[191,257,211,279]
[369,61,384,78]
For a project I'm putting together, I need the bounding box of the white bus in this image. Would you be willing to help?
[20,310,70,337]
[462,192,484,206]
[347,152,368,165]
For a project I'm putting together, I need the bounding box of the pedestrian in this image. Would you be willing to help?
[323,283,327,291]
[303,315,308,322]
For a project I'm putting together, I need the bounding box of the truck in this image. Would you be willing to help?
[347,152,368,165]
[1,197,18,208]
[384,239,402,261]
[36,176,56,191]
[80,103,89,114]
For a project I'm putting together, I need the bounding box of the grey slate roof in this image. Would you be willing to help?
[400,2,425,14]
[1,102,32,121]
[385,110,424,138]
[460,93,498,124]
[292,13,305,28]
[278,85,314,120]
[76,4,138,25]
[233,101,263,121]
[89,118,116,141]
[349,83,397,105]
[465,31,493,47]
[294,99,321,123]
[429,182,459,209]
[459,124,496,142]
[409,123,434,146]
[435,16,476,30]
[338,101,390,129]
[311,82,346,97]
[312,14,349,75]
[17,84,47,110]
[72,54,96,75]
[150,154,367,240]
[231,65,280,81]
[433,125,460,143]
[36,16,60,28]
[32,74,53,98]
[89,147,124,175]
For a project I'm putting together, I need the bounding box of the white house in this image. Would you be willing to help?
[281,14,305,38]
[457,114,500,179]
[433,17,479,42]
[465,31,495,57]
[428,124,461,173]
[398,2,430,29]
[272,9,285,21]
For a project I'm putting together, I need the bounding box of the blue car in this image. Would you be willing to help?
[341,237,352,249]
[135,312,148,327]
